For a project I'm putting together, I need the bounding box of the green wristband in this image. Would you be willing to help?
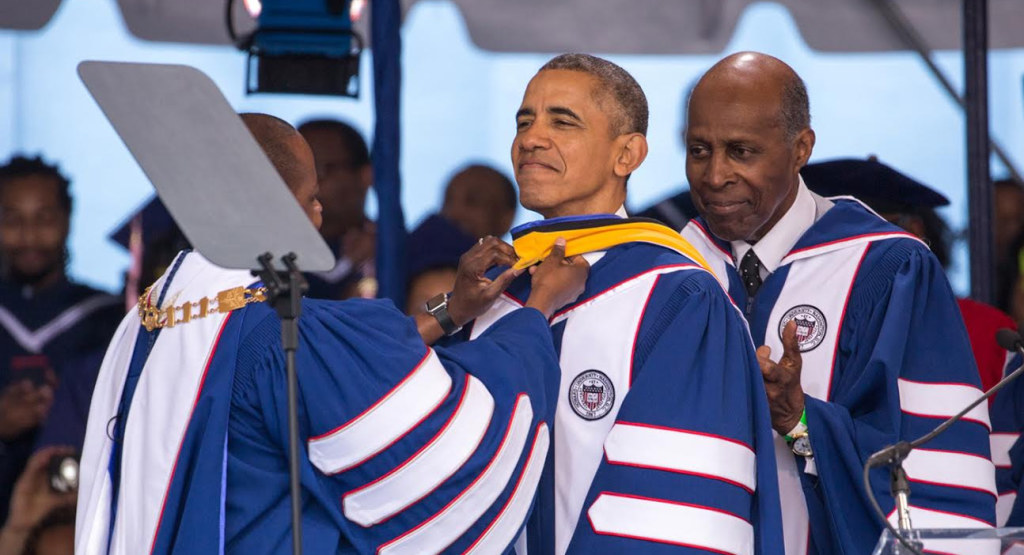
[783,409,808,442]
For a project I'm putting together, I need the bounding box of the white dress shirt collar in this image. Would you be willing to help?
[579,205,628,266]
[731,177,815,277]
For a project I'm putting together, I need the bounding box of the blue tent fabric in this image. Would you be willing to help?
[372,0,407,306]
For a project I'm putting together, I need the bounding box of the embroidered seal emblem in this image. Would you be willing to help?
[569,370,615,420]
[779,305,827,352]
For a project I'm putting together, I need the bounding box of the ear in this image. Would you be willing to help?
[613,133,649,179]
[792,128,816,171]
[359,164,374,192]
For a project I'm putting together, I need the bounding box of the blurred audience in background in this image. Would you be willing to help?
[0,155,121,526]
[995,178,1024,328]
[995,178,1024,269]
[1003,231,1024,330]
[402,163,516,314]
[297,119,377,300]
[440,164,517,239]
[19,504,73,555]
[634,80,700,229]
[404,214,476,315]
[0,446,76,555]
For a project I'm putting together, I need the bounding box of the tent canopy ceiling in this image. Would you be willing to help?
[0,0,62,31]
[453,0,1024,54]
[2,0,1024,53]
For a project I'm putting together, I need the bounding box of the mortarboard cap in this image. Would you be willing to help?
[108,195,183,250]
[800,157,949,214]
[108,195,191,294]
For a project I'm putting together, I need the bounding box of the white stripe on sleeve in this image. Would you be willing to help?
[903,448,996,497]
[991,433,1019,468]
[587,493,753,555]
[464,425,550,554]
[308,349,452,475]
[343,375,495,526]
[379,396,536,555]
[897,378,990,430]
[604,422,756,492]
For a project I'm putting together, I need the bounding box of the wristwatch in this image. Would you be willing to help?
[425,292,463,336]
[789,431,813,457]
[785,410,812,457]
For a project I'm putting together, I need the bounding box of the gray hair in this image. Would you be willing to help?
[780,74,810,139]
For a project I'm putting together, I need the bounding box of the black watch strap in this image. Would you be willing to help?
[425,292,462,336]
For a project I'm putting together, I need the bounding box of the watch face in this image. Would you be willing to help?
[425,293,447,312]
[792,435,813,457]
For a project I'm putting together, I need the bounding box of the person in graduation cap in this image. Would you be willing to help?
[76,113,590,555]
[445,53,784,554]
[802,157,1024,529]
[680,52,995,554]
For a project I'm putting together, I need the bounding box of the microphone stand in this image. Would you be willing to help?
[864,441,921,554]
[863,328,1024,555]
[257,252,307,555]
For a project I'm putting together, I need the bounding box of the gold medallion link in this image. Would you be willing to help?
[138,285,268,332]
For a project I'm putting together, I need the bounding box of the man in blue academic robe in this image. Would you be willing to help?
[450,54,784,555]
[801,156,1024,531]
[681,51,995,554]
[76,113,589,554]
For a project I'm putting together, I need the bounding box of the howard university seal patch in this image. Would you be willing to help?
[569,370,615,420]
[779,305,827,352]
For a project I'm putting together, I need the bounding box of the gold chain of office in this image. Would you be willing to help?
[138,285,268,332]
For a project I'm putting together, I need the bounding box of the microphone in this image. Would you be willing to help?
[863,327,1024,555]
[997,328,1024,353]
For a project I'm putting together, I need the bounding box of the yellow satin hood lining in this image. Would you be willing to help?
[511,220,714,276]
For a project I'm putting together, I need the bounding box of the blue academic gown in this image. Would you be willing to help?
[219,300,558,554]
[0,279,121,387]
[93,252,561,555]
[458,217,784,555]
[34,347,107,452]
[685,199,996,555]
[989,350,1024,526]
[0,278,122,523]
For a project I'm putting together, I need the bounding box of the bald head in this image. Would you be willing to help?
[684,52,816,242]
[239,112,322,229]
[691,52,809,140]
[240,113,306,189]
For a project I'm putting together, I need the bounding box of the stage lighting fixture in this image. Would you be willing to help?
[227,0,364,97]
